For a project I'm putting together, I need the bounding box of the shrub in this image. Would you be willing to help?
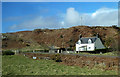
[105,37,113,47]
[33,29,43,34]
[51,54,62,62]
[2,44,7,48]
[112,25,119,29]
[94,48,111,53]
[18,38,23,42]
[2,50,15,55]
[22,50,33,52]
[26,44,30,46]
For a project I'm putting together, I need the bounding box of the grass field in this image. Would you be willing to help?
[0,55,2,76]
[2,55,118,75]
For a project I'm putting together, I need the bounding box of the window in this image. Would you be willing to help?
[88,39,92,44]
[89,47,91,49]
[78,40,81,44]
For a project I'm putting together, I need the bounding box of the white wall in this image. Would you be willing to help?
[76,43,95,51]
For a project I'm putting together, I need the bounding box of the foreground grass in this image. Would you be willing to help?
[2,55,118,75]
[0,55,2,76]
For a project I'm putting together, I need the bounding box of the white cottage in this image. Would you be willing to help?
[76,34,105,52]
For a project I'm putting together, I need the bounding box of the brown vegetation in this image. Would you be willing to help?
[2,26,120,50]
[24,53,119,71]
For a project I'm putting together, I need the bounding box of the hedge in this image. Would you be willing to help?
[2,50,15,55]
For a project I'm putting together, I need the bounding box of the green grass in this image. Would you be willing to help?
[0,55,2,76]
[2,45,49,52]
[2,55,118,75]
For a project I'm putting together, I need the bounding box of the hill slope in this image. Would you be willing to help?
[2,25,120,51]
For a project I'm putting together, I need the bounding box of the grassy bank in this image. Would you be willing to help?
[2,55,118,75]
[75,51,118,56]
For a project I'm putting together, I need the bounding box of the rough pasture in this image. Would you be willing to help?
[24,53,119,71]
[2,55,118,75]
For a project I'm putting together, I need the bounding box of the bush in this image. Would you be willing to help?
[22,50,33,52]
[2,50,15,55]
[105,37,114,48]
[18,38,23,42]
[2,44,7,48]
[51,54,62,62]
[26,44,30,46]
[33,29,43,34]
[94,48,110,53]
[112,25,119,29]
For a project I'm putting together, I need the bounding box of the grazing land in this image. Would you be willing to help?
[2,55,118,75]
[2,26,120,52]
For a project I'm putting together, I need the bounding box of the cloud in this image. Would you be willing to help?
[63,7,118,26]
[10,7,118,32]
[89,8,118,25]
[64,7,80,26]
[10,16,62,31]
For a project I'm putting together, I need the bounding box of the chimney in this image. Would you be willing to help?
[96,33,99,38]
[79,34,82,39]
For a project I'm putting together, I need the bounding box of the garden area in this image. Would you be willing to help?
[2,54,118,75]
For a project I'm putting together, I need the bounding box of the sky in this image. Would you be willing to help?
[2,2,118,33]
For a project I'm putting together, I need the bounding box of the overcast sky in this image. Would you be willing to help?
[2,2,118,33]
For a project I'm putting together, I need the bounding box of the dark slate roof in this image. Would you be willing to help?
[77,37,98,44]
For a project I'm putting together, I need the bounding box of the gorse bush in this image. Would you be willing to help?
[51,54,62,62]
[2,50,15,55]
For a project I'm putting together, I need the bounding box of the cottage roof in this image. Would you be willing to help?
[77,37,98,44]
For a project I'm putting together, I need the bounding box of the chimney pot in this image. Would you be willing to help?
[96,33,99,38]
[79,34,82,38]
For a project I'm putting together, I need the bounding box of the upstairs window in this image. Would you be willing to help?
[78,40,81,44]
[88,39,92,44]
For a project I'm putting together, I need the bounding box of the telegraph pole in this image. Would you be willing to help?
[81,16,82,26]
[61,35,64,48]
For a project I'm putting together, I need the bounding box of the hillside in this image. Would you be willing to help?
[2,25,120,51]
